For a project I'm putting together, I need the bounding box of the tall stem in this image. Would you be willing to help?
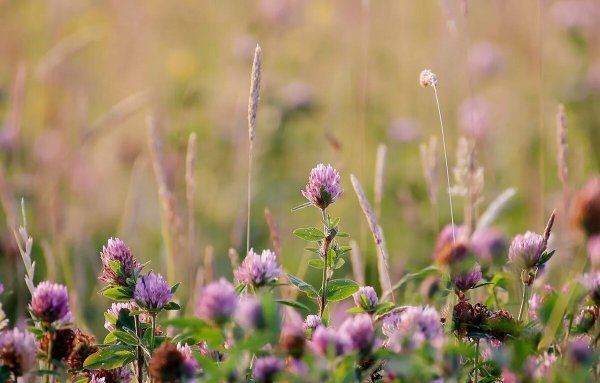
[246,141,253,255]
[518,281,529,322]
[319,209,331,319]
[474,339,480,383]
[150,314,157,354]
[134,316,143,383]
[45,330,53,383]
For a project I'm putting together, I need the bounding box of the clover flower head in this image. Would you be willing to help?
[134,272,173,311]
[301,164,343,209]
[234,249,282,286]
[30,281,72,324]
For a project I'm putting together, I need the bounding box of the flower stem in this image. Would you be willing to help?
[474,338,480,383]
[518,281,529,322]
[134,315,143,383]
[45,330,53,383]
[150,313,157,354]
[319,209,332,319]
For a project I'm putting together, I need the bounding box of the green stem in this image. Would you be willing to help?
[517,282,529,322]
[134,316,143,383]
[319,209,330,319]
[150,314,157,354]
[45,330,53,383]
[474,339,480,383]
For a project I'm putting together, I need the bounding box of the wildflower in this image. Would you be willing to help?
[433,223,468,258]
[381,310,402,338]
[196,278,237,325]
[301,164,343,209]
[104,302,150,332]
[485,310,517,342]
[508,231,546,269]
[588,235,600,269]
[419,69,438,88]
[435,241,471,267]
[471,229,507,267]
[134,273,173,311]
[453,301,490,338]
[41,328,75,361]
[339,314,376,354]
[534,352,557,379]
[67,329,98,371]
[572,176,600,236]
[303,315,321,332]
[567,338,594,365]
[234,249,282,286]
[0,282,3,296]
[386,306,444,352]
[578,272,600,304]
[310,326,350,357]
[352,286,378,311]
[99,238,143,286]
[457,96,491,140]
[453,264,482,292]
[235,297,265,330]
[89,367,134,383]
[0,328,38,377]
[149,343,197,383]
[30,281,72,324]
[574,307,596,334]
[252,356,284,383]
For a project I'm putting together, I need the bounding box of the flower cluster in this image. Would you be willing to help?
[301,163,343,209]
[234,248,282,286]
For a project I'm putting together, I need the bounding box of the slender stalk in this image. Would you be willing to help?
[134,315,143,383]
[246,141,253,255]
[150,314,157,354]
[45,330,53,383]
[432,85,456,243]
[517,281,529,322]
[474,339,480,383]
[319,209,332,319]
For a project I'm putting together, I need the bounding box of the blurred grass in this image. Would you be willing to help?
[0,0,599,335]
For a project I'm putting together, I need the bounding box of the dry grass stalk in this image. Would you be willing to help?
[3,63,26,150]
[147,116,184,283]
[118,157,145,238]
[0,167,18,230]
[543,209,557,248]
[228,248,240,272]
[186,133,198,262]
[474,188,516,235]
[556,104,568,188]
[350,174,394,302]
[246,44,262,255]
[349,239,365,286]
[264,208,282,257]
[451,137,484,232]
[374,144,387,220]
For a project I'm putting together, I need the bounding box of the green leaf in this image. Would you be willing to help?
[333,258,345,270]
[304,247,320,254]
[291,202,313,211]
[275,299,310,312]
[235,283,247,295]
[100,286,134,302]
[345,306,365,314]
[170,282,181,294]
[537,250,556,267]
[335,246,352,256]
[160,317,207,330]
[163,301,181,311]
[326,279,359,302]
[374,302,396,316]
[286,274,319,299]
[83,346,135,369]
[336,232,350,238]
[293,227,325,242]
[386,265,440,296]
[112,330,138,346]
[308,259,325,269]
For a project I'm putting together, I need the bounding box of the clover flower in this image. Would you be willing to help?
[30,281,72,324]
[0,328,39,377]
[508,231,546,269]
[453,264,482,292]
[301,164,343,209]
[352,286,378,311]
[339,314,376,353]
[134,272,173,311]
[310,326,350,357]
[235,297,265,330]
[89,367,133,383]
[386,306,444,352]
[104,302,150,332]
[196,278,237,325]
[253,356,284,383]
[471,229,507,266]
[99,238,142,286]
[234,249,282,286]
[149,343,197,382]
[303,315,322,332]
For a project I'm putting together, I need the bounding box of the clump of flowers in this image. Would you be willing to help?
[509,231,546,270]
[99,237,143,287]
[386,306,444,352]
[134,272,173,311]
[0,328,38,379]
[252,356,284,383]
[339,314,377,354]
[148,343,197,383]
[310,326,350,357]
[352,286,378,312]
[234,248,282,287]
[196,278,237,325]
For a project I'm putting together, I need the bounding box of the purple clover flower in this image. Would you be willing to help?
[99,238,143,286]
[0,282,4,296]
[234,249,282,286]
[177,343,199,378]
[508,231,546,269]
[30,281,72,324]
[134,273,173,311]
[386,306,444,352]
[196,278,237,325]
[352,286,378,311]
[0,328,39,377]
[453,264,482,292]
[578,272,600,304]
[104,302,150,332]
[471,229,507,266]
[252,356,284,383]
[303,315,322,332]
[235,297,265,330]
[339,314,376,353]
[301,164,343,209]
[89,367,133,383]
[310,326,350,357]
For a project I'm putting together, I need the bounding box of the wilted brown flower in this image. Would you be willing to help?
[485,310,517,342]
[573,177,600,236]
[67,329,98,371]
[149,343,196,383]
[40,328,75,362]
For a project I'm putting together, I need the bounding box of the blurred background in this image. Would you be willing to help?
[0,0,599,335]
